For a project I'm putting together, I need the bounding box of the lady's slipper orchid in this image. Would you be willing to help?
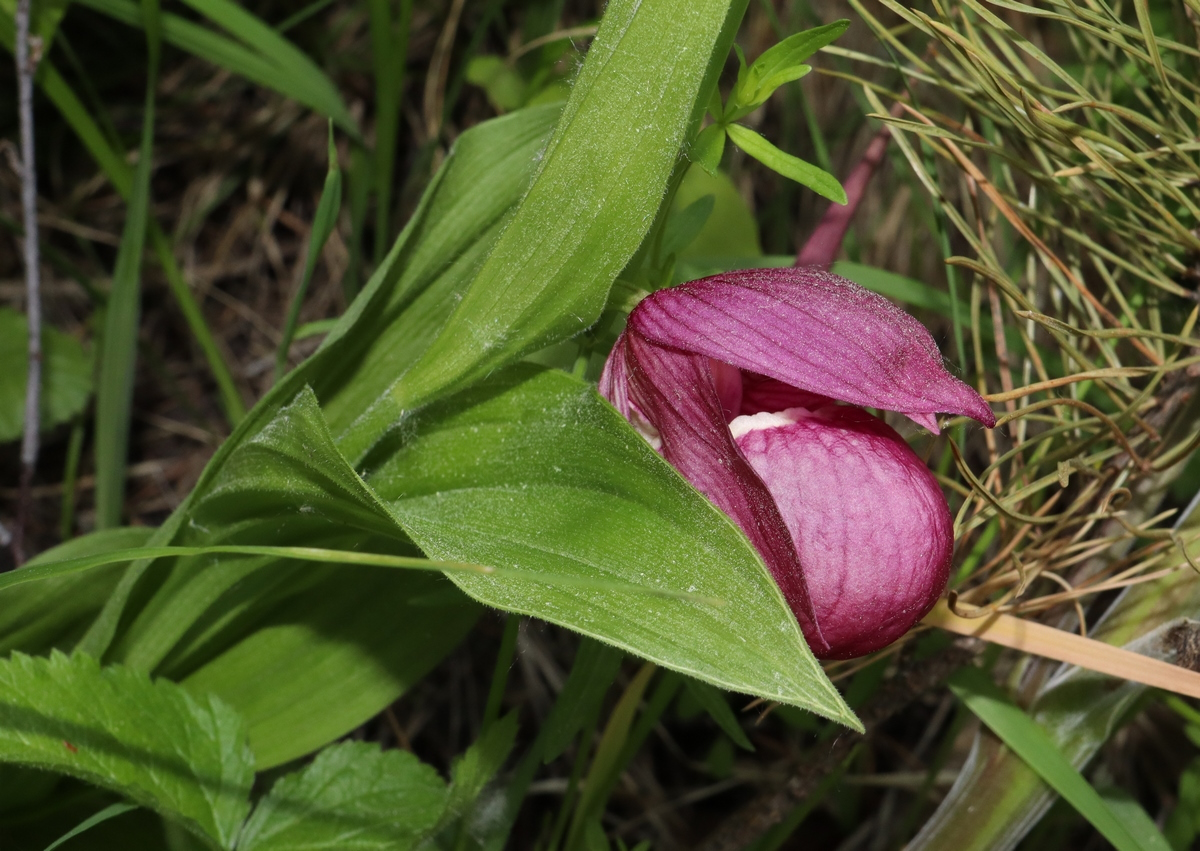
[600,268,995,660]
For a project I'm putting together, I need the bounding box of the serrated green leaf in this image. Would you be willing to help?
[0,308,92,443]
[371,365,857,726]
[726,123,846,203]
[237,742,446,851]
[0,651,253,849]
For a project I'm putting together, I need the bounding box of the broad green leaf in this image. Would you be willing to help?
[0,308,91,442]
[371,365,857,726]
[60,108,561,772]
[347,0,744,454]
[690,125,727,176]
[726,123,846,204]
[0,651,253,849]
[66,389,476,769]
[316,104,563,440]
[180,567,478,769]
[104,387,425,671]
[0,527,152,656]
[948,666,1150,851]
[727,20,849,120]
[237,742,446,851]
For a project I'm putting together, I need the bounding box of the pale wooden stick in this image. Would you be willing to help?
[923,600,1200,700]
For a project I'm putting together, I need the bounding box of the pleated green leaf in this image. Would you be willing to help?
[372,365,857,726]
[180,567,478,770]
[339,0,743,460]
[0,527,151,657]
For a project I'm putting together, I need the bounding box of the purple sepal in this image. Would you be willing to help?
[628,269,995,433]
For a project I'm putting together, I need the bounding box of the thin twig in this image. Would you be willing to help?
[423,0,467,142]
[927,601,1200,699]
[11,0,43,568]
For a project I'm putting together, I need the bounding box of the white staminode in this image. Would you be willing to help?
[728,407,812,440]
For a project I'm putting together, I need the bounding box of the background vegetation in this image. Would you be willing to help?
[2,0,1200,849]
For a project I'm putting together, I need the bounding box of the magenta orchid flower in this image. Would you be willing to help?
[600,268,995,660]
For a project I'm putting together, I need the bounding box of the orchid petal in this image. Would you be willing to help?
[732,404,954,658]
[629,268,995,432]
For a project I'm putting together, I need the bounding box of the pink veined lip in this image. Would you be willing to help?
[600,267,995,660]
